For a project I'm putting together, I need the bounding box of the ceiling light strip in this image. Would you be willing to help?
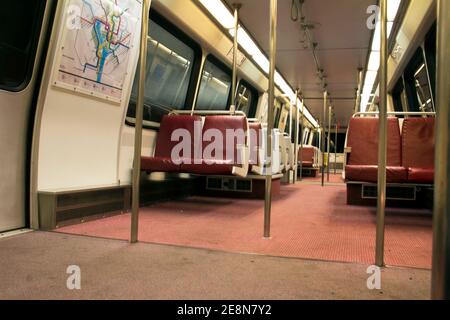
[198,0,319,127]
[360,0,402,112]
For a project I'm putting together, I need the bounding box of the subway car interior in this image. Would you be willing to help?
[1,0,450,301]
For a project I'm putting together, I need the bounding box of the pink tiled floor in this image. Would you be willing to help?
[57,183,432,269]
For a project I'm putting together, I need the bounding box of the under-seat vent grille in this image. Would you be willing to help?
[206,177,252,193]
[362,185,416,201]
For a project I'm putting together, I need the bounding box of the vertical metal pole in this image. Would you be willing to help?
[130,0,151,244]
[375,0,387,266]
[432,0,450,300]
[289,99,293,183]
[289,102,293,137]
[191,54,207,113]
[321,91,327,186]
[299,98,304,181]
[327,105,332,182]
[355,68,363,113]
[293,91,299,183]
[334,122,338,175]
[231,4,241,110]
[264,0,277,239]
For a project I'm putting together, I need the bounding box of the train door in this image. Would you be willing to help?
[0,1,51,232]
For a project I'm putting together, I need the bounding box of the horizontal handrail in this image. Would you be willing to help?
[125,117,160,129]
[169,110,247,116]
[353,111,436,118]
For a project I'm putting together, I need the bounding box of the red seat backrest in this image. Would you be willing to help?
[402,118,435,169]
[154,115,202,159]
[346,117,402,166]
[202,116,248,164]
[301,147,315,162]
[249,122,262,165]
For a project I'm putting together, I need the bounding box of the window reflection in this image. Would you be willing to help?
[196,56,231,110]
[127,18,197,126]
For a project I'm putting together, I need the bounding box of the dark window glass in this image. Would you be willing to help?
[285,115,291,134]
[196,55,231,110]
[285,112,304,143]
[312,131,320,148]
[330,132,346,153]
[404,48,434,112]
[0,0,46,91]
[127,13,200,126]
[236,80,258,117]
[424,23,436,109]
[273,99,282,127]
[414,62,434,112]
[392,76,409,115]
[305,130,311,145]
[285,114,295,143]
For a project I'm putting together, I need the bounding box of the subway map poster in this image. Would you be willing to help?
[54,0,141,103]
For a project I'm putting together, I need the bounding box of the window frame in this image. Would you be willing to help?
[424,22,436,108]
[125,10,202,129]
[0,0,47,92]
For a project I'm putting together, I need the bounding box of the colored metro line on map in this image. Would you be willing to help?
[56,0,140,102]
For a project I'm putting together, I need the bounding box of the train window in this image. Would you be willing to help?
[424,23,436,108]
[414,61,434,112]
[392,81,403,112]
[392,76,409,114]
[285,114,291,132]
[331,133,346,153]
[236,80,258,117]
[312,131,320,148]
[305,130,311,145]
[196,55,232,110]
[285,114,295,143]
[0,0,46,91]
[279,111,287,131]
[126,13,201,127]
[404,48,434,113]
[273,100,282,127]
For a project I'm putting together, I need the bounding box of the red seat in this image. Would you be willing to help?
[249,122,262,167]
[141,157,180,173]
[299,147,315,168]
[141,115,202,173]
[402,118,435,183]
[345,117,407,183]
[181,116,248,175]
[345,165,407,183]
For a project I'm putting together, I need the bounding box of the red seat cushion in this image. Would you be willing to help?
[141,157,180,173]
[402,118,435,183]
[181,160,234,175]
[345,165,407,183]
[302,161,313,168]
[408,168,434,184]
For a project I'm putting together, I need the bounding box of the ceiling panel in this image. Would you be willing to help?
[224,0,376,126]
